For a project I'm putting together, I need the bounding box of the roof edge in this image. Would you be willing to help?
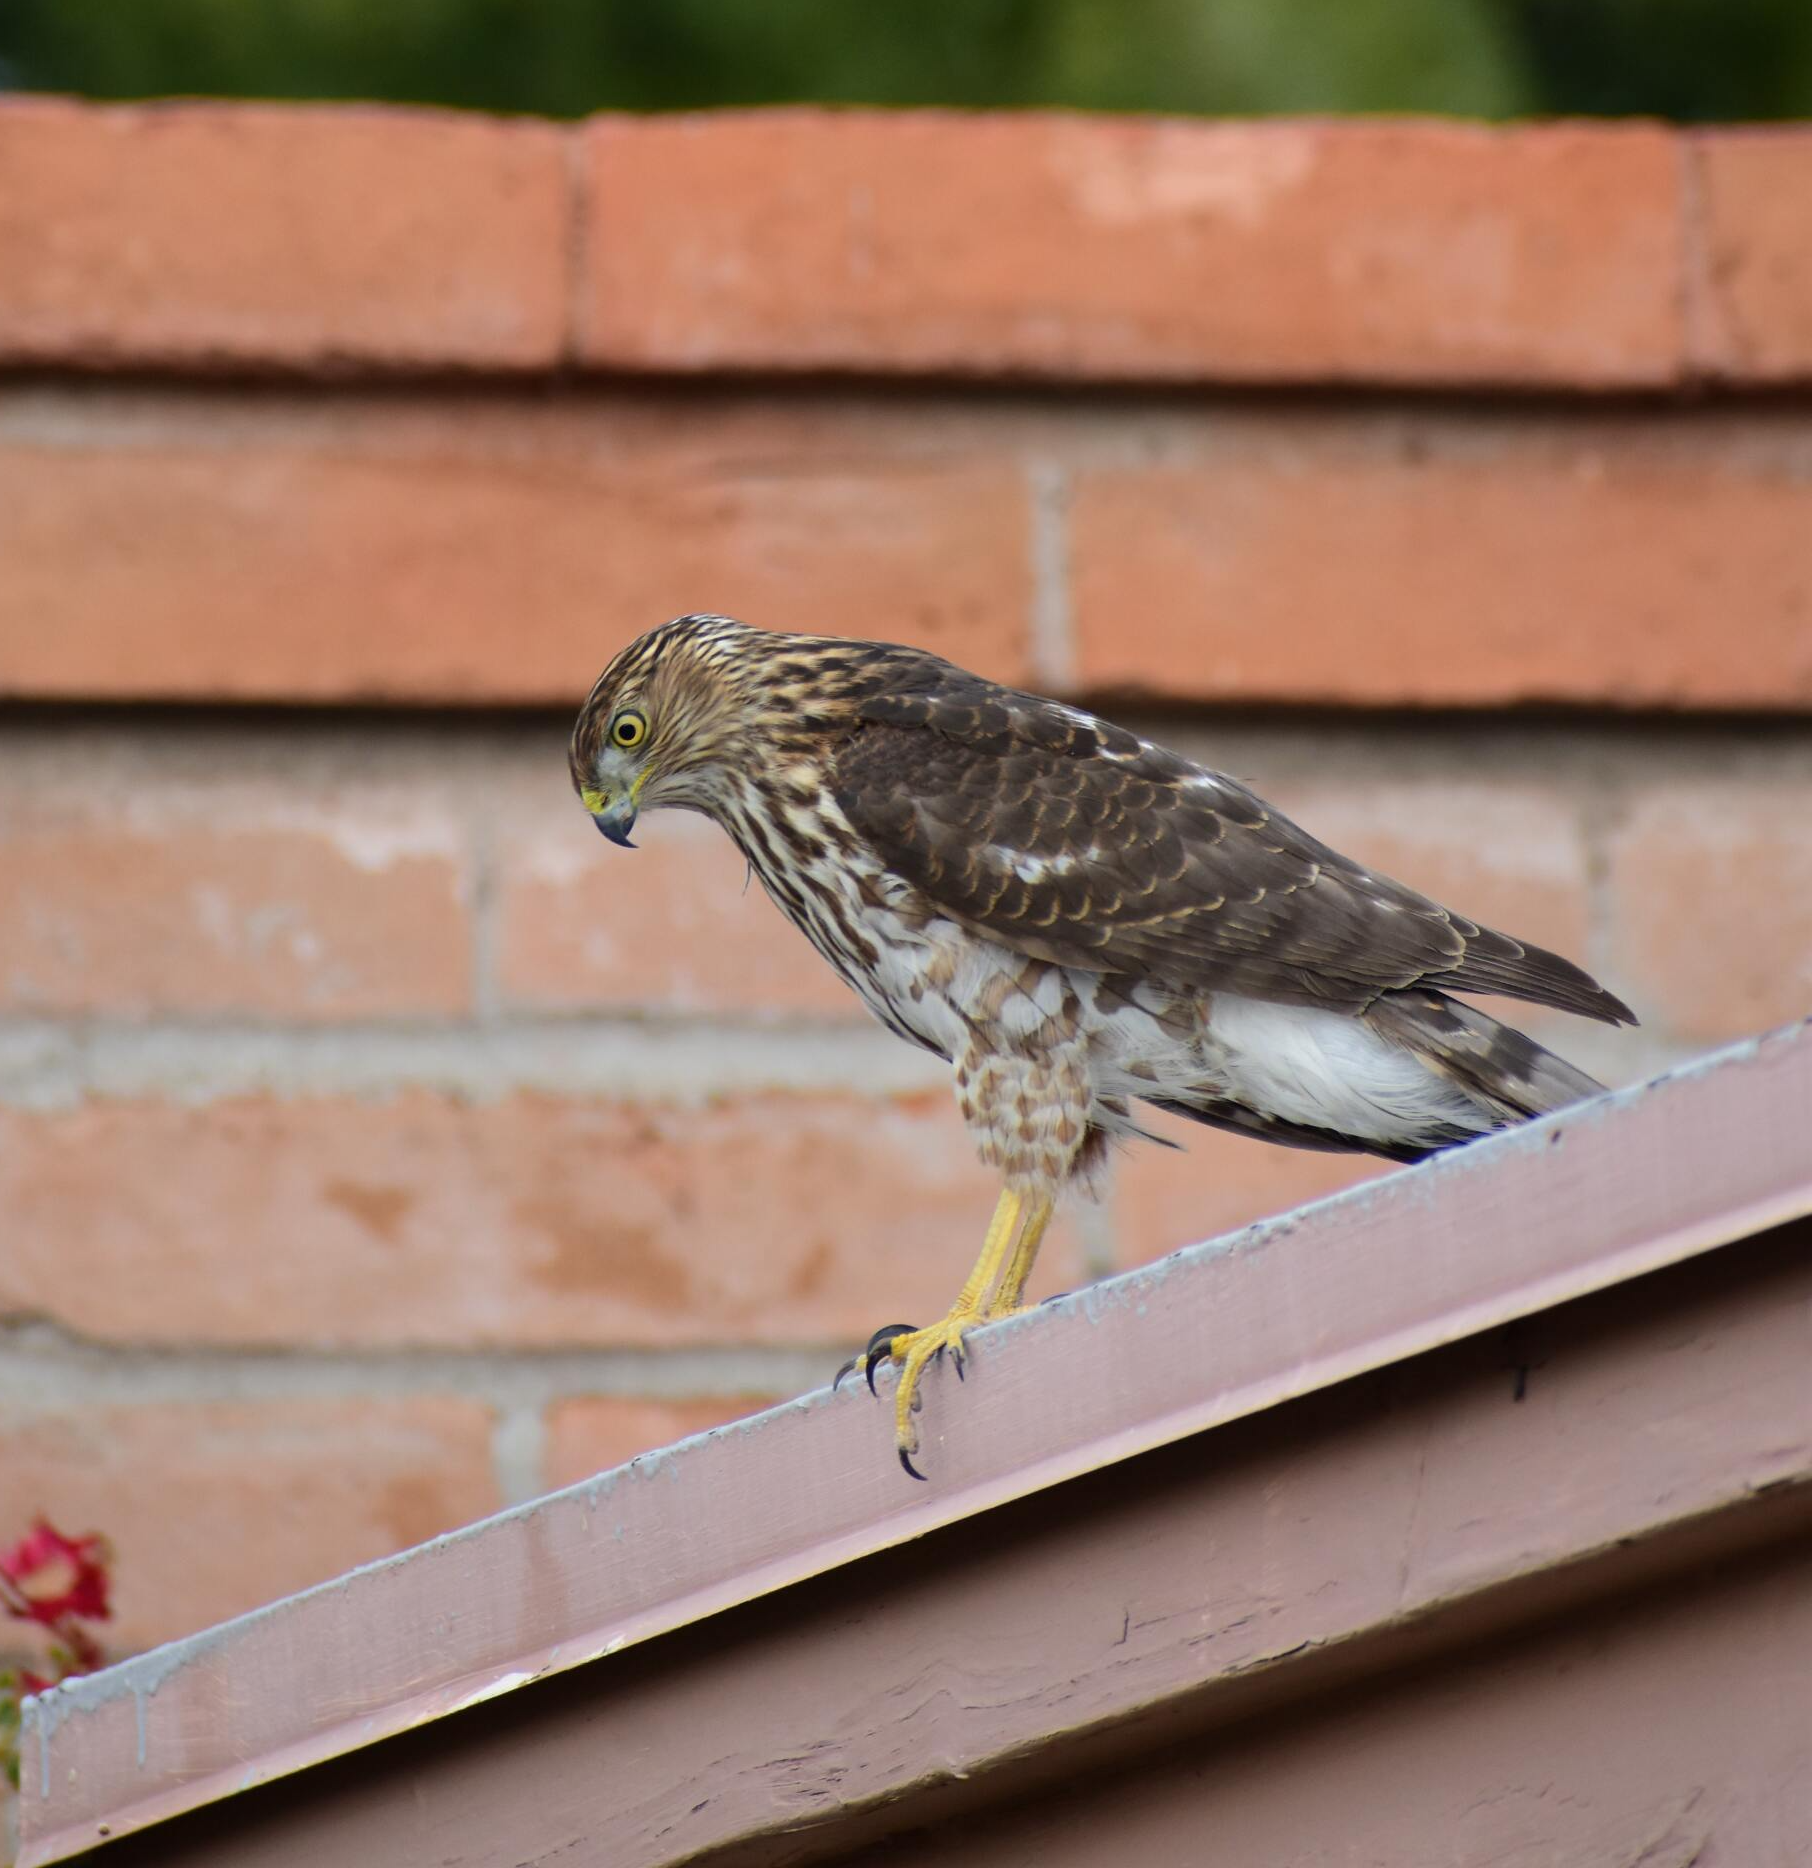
[20,1018,1812,1864]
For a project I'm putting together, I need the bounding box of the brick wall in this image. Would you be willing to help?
[1,102,1810,1655]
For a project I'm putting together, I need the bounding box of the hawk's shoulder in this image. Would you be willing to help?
[850,663,1151,764]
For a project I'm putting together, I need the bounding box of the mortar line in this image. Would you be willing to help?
[561,120,592,369]
[1575,748,1635,1039]
[0,1330,839,1417]
[1074,1192,1118,1284]
[0,1016,947,1110]
[467,775,503,1027]
[1675,129,1723,385]
[1027,457,1076,692]
[491,1402,550,1507]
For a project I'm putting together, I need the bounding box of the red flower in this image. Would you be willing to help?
[0,1520,112,1627]
[18,1670,52,1697]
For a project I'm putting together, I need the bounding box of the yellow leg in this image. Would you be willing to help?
[875,1187,1023,1477]
[953,1185,1025,1315]
[989,1195,1054,1316]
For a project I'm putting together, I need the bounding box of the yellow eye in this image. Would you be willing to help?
[610,710,648,749]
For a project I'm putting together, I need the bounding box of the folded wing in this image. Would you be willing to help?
[831,672,1634,1027]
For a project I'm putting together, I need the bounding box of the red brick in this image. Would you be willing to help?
[1606,781,1812,1044]
[495,803,860,1019]
[0,1400,496,1651]
[543,1396,774,1491]
[0,99,567,369]
[0,399,1032,705]
[1114,1108,1385,1273]
[0,1091,1088,1349]
[1070,416,1812,710]
[0,777,471,1020]
[582,113,1682,386]
[1691,131,1812,381]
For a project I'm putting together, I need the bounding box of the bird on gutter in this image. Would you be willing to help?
[572,616,1634,1478]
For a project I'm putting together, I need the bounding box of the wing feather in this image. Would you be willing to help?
[831,670,1633,1025]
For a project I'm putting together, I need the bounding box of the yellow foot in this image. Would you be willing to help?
[866,1309,984,1480]
[831,1186,1059,1480]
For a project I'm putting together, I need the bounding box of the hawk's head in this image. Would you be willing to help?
[573,613,922,844]
[570,613,807,846]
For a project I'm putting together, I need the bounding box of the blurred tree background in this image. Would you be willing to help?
[2,0,1810,120]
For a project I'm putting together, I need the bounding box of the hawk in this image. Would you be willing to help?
[572,615,1633,1477]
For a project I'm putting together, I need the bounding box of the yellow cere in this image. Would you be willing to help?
[580,787,608,815]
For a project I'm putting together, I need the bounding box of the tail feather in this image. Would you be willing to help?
[1144,1094,1442,1166]
[1362,987,1605,1123]
[1444,929,1636,1028]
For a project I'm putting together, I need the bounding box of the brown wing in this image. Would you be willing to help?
[831,671,1633,1025]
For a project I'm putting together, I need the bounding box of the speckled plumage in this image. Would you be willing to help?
[573,616,1634,1467]
[573,613,1632,1192]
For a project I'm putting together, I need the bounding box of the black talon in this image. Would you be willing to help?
[899,1447,928,1481]
[832,1356,860,1391]
[858,1323,916,1398]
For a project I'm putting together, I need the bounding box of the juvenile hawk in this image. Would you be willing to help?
[572,616,1633,1476]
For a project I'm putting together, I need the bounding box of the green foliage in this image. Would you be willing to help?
[1037,0,1530,118]
[2,0,1810,119]
[1502,0,1812,119]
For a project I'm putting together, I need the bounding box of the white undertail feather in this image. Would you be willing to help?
[1177,994,1497,1146]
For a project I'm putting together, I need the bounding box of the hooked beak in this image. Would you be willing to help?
[592,796,638,848]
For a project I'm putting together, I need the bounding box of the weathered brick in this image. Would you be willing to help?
[0,397,1032,705]
[1691,130,1812,381]
[582,113,1682,385]
[0,99,567,369]
[495,802,861,1019]
[0,774,472,1021]
[0,1400,496,1651]
[0,1091,1088,1349]
[543,1396,775,1492]
[1070,415,1812,710]
[1606,781,1812,1043]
